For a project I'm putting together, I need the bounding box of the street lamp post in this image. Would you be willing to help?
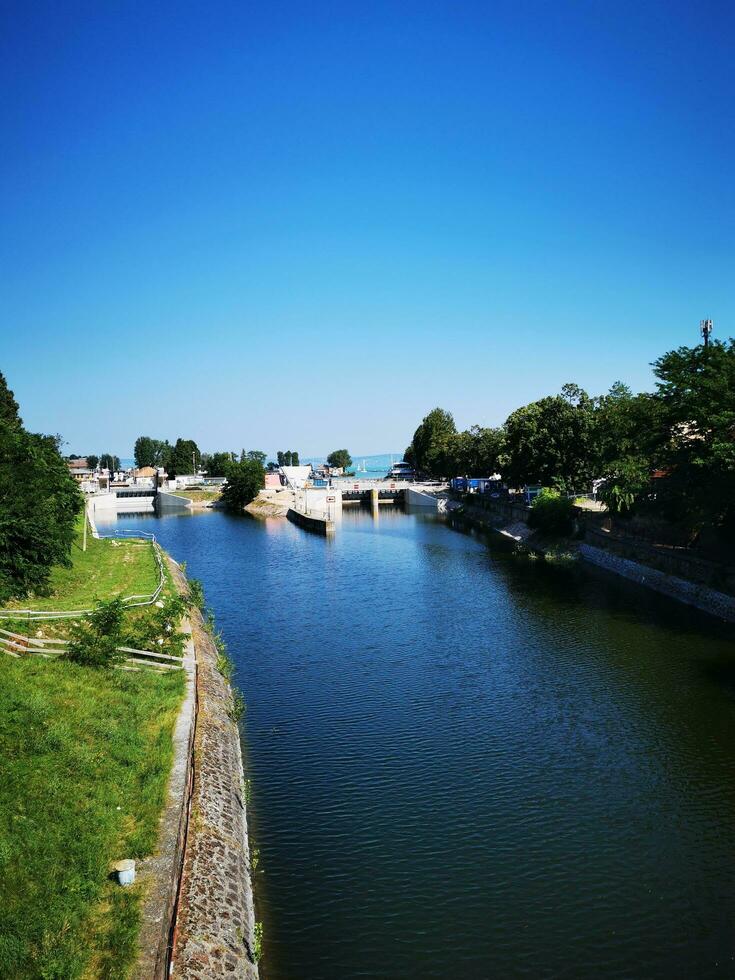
[700,318,713,348]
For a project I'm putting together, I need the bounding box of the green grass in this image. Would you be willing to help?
[170,489,221,503]
[4,515,160,612]
[0,656,184,979]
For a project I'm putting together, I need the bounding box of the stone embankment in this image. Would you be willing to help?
[452,496,735,623]
[245,488,294,517]
[168,557,259,979]
[136,556,259,979]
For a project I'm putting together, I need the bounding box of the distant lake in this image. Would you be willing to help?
[97,505,735,979]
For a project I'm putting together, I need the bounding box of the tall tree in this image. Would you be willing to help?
[168,439,200,478]
[202,451,235,477]
[283,450,293,466]
[221,458,265,511]
[134,436,166,468]
[651,339,735,536]
[0,371,21,429]
[100,453,121,471]
[292,450,300,465]
[327,449,352,470]
[0,378,82,600]
[501,386,595,491]
[409,408,458,477]
[86,454,99,470]
[277,451,285,467]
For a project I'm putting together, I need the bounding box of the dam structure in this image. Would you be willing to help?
[286,480,449,534]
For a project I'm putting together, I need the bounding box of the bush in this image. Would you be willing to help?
[65,598,125,668]
[124,594,187,658]
[527,488,574,535]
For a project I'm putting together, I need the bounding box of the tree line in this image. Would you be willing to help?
[405,339,735,540]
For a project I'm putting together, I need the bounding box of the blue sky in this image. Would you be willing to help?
[2,1,732,458]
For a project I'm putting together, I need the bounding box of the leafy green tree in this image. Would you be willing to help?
[651,339,735,537]
[327,449,352,470]
[283,450,293,466]
[242,450,267,466]
[451,426,504,476]
[597,459,652,515]
[134,436,167,468]
[100,453,121,471]
[86,454,99,470]
[501,386,595,491]
[221,458,265,511]
[409,408,458,477]
[167,439,200,478]
[0,422,82,601]
[0,371,21,429]
[277,451,285,466]
[292,450,300,465]
[202,451,235,477]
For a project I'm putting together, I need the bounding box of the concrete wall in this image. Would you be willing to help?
[287,507,334,535]
[405,487,441,509]
[155,490,192,512]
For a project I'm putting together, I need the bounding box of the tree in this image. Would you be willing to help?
[277,451,285,467]
[283,450,293,466]
[327,449,352,470]
[0,421,82,602]
[168,439,200,478]
[86,454,99,470]
[650,339,735,537]
[409,408,458,478]
[501,387,595,491]
[100,453,121,471]
[292,450,300,465]
[221,458,265,511]
[0,371,21,429]
[242,449,267,466]
[134,436,167,469]
[451,426,504,477]
[202,451,235,477]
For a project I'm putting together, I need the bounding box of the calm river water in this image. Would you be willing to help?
[98,505,735,979]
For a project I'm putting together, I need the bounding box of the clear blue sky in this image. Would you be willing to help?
[2,1,732,459]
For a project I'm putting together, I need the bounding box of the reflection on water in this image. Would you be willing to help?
[97,507,735,979]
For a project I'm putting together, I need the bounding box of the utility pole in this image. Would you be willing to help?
[82,501,87,552]
[700,318,713,348]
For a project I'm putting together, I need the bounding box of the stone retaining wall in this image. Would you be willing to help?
[579,544,735,622]
[167,560,259,979]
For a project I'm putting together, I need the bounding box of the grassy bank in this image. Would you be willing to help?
[0,511,188,977]
[4,514,160,612]
[0,657,184,978]
[170,489,221,504]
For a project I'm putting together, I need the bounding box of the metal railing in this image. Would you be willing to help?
[0,528,166,621]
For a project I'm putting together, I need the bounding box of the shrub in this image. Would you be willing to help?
[65,598,125,668]
[527,488,574,535]
[124,594,187,658]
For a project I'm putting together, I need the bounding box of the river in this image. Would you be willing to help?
[96,505,735,979]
